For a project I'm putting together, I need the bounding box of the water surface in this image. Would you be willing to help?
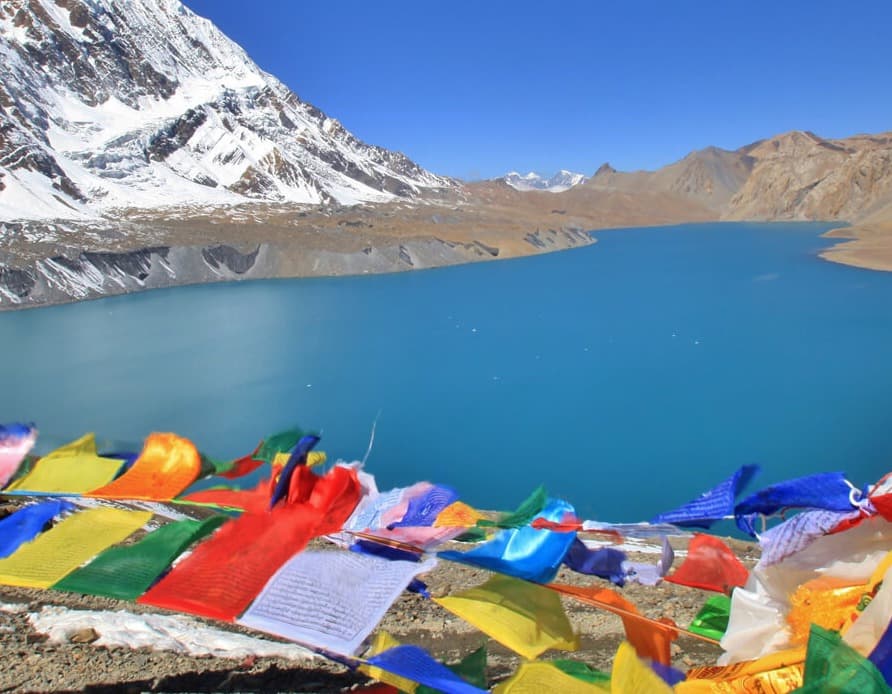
[3,222,892,521]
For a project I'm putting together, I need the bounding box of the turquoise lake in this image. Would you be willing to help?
[3,222,892,522]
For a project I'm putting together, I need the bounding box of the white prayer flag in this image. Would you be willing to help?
[238,550,436,655]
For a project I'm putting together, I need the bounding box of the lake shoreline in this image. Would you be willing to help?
[7,214,890,313]
[819,221,892,272]
[0,227,596,312]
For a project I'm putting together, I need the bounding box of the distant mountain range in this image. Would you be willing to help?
[502,170,587,192]
[583,130,892,223]
[0,0,450,220]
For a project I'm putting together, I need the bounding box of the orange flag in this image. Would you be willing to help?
[664,534,748,594]
[88,433,201,500]
[549,583,678,665]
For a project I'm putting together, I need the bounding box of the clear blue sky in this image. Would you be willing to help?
[182,0,891,180]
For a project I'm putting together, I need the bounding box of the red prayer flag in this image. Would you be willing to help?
[139,465,360,621]
[218,453,265,480]
[663,533,748,594]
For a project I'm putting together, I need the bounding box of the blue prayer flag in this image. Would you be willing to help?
[389,484,459,529]
[563,539,628,586]
[269,435,320,508]
[438,498,576,583]
[734,472,857,536]
[869,614,892,686]
[0,500,74,558]
[365,645,487,694]
[651,465,759,528]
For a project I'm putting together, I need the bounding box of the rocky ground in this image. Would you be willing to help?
[0,537,759,692]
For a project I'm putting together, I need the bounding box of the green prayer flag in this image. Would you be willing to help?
[552,659,611,685]
[797,624,891,693]
[689,594,732,641]
[456,527,489,543]
[254,428,305,464]
[200,453,233,476]
[418,644,488,693]
[477,485,547,529]
[53,516,226,601]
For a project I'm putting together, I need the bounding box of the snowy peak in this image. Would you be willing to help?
[0,0,451,220]
[502,169,587,192]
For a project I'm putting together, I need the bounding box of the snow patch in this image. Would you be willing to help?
[28,605,318,661]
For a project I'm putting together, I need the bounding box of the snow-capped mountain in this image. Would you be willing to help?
[503,170,587,192]
[0,0,451,221]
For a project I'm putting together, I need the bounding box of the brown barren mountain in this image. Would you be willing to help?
[576,129,892,271]
[586,146,755,212]
[726,130,892,221]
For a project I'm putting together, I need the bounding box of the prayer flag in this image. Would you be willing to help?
[88,433,201,500]
[563,539,628,585]
[493,661,609,693]
[434,501,486,528]
[179,460,272,497]
[609,641,673,693]
[389,484,458,529]
[360,631,418,693]
[689,594,732,641]
[0,507,150,588]
[786,576,866,646]
[679,647,805,692]
[5,433,123,494]
[417,645,488,694]
[625,536,674,586]
[549,583,677,665]
[799,624,890,693]
[651,465,759,529]
[870,617,892,686]
[139,465,360,621]
[734,472,857,535]
[438,498,577,583]
[477,485,547,529]
[0,500,74,558]
[0,423,37,488]
[269,434,320,508]
[254,428,306,464]
[54,516,226,600]
[239,551,437,655]
[364,645,487,694]
[758,508,863,567]
[551,660,611,686]
[664,533,748,593]
[434,574,578,660]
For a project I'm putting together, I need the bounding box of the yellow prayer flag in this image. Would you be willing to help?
[271,451,326,468]
[610,642,673,694]
[678,646,805,693]
[434,501,486,527]
[434,574,579,660]
[359,631,418,693]
[494,661,609,693]
[787,576,865,644]
[0,507,151,588]
[5,433,123,494]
